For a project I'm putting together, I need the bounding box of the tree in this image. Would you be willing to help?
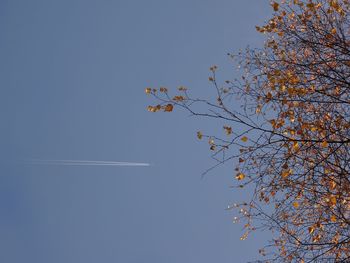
[146,0,350,261]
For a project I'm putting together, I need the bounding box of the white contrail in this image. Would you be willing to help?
[26,159,150,167]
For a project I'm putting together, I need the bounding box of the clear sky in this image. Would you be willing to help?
[0,1,272,262]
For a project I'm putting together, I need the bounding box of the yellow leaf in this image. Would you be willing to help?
[235,173,246,181]
[164,104,173,112]
[331,28,337,34]
[330,196,337,206]
[241,136,248,142]
[293,142,299,151]
[240,232,248,240]
[281,169,292,178]
[330,215,337,222]
[308,226,315,234]
[321,141,328,147]
[145,88,151,94]
[147,105,160,112]
[197,131,203,140]
[293,202,299,208]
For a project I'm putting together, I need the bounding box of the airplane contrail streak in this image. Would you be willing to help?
[26,159,150,167]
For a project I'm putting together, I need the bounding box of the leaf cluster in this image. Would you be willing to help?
[147,1,350,261]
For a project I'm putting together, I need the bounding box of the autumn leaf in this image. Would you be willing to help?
[209,65,218,71]
[236,173,246,180]
[145,88,151,94]
[164,104,173,112]
[308,226,315,234]
[223,126,232,135]
[240,231,248,240]
[241,136,248,142]
[147,105,161,112]
[272,2,279,12]
[159,87,168,93]
[330,196,337,206]
[307,2,315,9]
[330,180,337,190]
[292,142,299,151]
[281,169,292,178]
[312,234,321,243]
[292,201,299,208]
[173,95,185,102]
[146,0,350,259]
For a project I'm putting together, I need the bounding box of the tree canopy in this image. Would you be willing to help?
[147,0,350,261]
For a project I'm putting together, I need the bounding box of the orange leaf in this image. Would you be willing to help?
[330,181,337,190]
[281,169,292,178]
[173,95,185,102]
[308,226,315,234]
[235,173,246,181]
[330,196,337,206]
[164,104,174,112]
[272,2,279,12]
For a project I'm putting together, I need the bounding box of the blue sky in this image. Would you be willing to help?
[0,1,272,262]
